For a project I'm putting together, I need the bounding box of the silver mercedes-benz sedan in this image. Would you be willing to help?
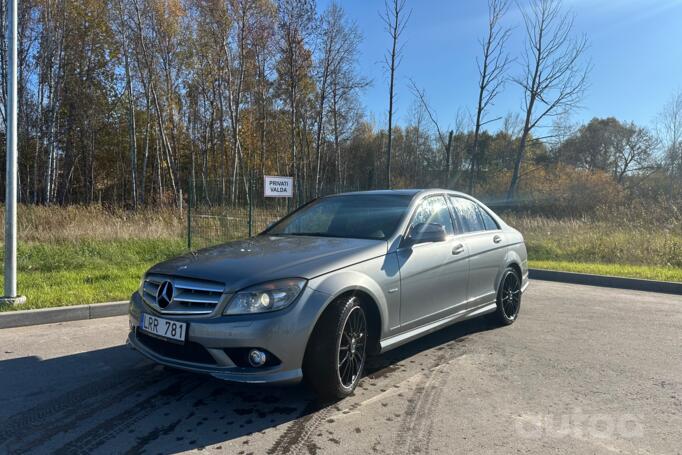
[127,189,528,399]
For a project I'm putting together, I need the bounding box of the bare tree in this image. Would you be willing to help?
[469,0,512,194]
[408,80,453,186]
[613,124,658,184]
[507,0,589,199]
[657,90,682,196]
[380,0,410,189]
[548,110,578,151]
[313,2,362,196]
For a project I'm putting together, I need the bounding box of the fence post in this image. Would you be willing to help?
[248,177,253,237]
[187,185,192,249]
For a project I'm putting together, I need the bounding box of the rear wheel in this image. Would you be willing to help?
[303,296,367,401]
[492,268,522,325]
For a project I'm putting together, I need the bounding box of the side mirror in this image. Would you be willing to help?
[406,223,447,245]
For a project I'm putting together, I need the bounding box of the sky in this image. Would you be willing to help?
[316,0,682,133]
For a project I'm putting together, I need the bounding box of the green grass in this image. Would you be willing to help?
[506,214,682,282]
[529,260,682,282]
[0,239,187,311]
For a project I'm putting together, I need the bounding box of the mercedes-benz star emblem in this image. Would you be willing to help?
[156,280,174,309]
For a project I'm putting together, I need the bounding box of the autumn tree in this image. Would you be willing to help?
[276,0,316,203]
[558,117,658,184]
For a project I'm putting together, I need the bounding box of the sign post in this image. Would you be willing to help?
[1,0,25,306]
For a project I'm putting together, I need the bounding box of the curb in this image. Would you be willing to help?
[0,301,128,329]
[529,269,682,295]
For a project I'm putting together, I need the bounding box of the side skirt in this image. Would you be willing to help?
[379,302,497,353]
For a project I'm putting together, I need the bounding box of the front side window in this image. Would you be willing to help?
[409,196,455,235]
[450,197,485,233]
[266,194,413,240]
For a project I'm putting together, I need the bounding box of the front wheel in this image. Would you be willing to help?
[303,296,367,401]
[492,268,522,325]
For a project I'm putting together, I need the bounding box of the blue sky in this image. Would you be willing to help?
[317,0,682,133]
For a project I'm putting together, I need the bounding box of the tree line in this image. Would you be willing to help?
[0,0,679,210]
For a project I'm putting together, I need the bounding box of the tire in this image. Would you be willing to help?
[303,295,367,401]
[491,267,522,326]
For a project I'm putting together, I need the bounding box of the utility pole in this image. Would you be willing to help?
[1,0,26,306]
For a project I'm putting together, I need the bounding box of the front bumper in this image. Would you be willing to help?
[127,287,330,384]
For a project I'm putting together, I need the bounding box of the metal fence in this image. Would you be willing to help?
[187,178,289,249]
[187,176,369,248]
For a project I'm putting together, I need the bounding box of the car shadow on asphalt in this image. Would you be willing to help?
[0,315,499,454]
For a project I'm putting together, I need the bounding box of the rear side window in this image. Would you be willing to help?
[478,207,499,230]
[449,197,485,233]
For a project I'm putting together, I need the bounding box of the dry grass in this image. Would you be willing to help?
[504,214,682,268]
[0,204,185,242]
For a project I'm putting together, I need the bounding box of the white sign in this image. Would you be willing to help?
[264,175,293,197]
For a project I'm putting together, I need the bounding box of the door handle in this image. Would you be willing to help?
[493,235,502,244]
[452,243,465,255]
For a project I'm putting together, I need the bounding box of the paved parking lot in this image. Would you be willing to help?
[0,280,680,454]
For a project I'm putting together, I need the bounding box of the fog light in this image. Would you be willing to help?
[248,349,267,367]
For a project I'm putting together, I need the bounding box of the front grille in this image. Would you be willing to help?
[142,274,225,315]
[136,329,217,365]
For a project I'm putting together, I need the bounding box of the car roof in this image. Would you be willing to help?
[332,189,422,197]
[330,189,472,199]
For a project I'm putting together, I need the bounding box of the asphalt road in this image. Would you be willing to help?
[0,280,680,454]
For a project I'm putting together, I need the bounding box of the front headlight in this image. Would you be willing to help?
[223,278,307,315]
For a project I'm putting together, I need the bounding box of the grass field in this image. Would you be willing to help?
[505,214,682,268]
[0,205,680,311]
[1,239,186,311]
[506,213,682,282]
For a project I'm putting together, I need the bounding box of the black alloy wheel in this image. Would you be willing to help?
[303,296,369,400]
[492,268,522,325]
[337,306,367,389]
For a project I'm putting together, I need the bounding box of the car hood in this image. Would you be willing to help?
[147,235,387,292]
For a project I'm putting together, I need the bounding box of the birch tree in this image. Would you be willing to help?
[114,0,139,207]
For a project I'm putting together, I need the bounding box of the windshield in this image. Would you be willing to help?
[265,194,413,240]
